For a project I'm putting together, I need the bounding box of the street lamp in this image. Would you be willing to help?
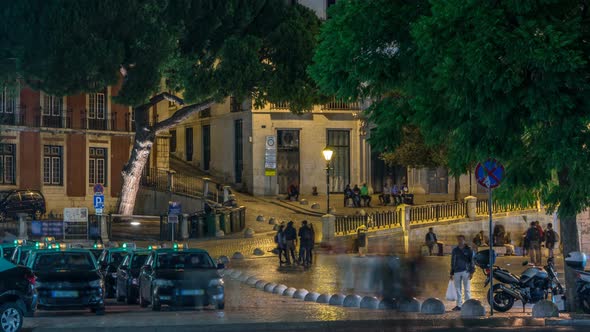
[323,146,334,214]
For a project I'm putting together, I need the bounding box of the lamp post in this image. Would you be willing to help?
[322,147,334,214]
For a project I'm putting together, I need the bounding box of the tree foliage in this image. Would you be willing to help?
[1,0,322,113]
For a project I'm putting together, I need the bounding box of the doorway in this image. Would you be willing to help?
[234,120,243,183]
[185,127,193,162]
[277,129,300,194]
[202,125,211,171]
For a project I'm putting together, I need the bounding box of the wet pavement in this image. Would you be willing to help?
[230,253,566,312]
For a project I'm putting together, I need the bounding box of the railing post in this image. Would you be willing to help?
[398,205,410,254]
[464,196,478,220]
[202,177,211,200]
[321,213,335,245]
[167,170,176,192]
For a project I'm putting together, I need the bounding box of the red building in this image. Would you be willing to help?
[0,81,135,216]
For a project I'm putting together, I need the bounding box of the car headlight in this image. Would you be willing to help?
[153,279,174,287]
[208,278,224,287]
[131,278,139,286]
[89,279,103,288]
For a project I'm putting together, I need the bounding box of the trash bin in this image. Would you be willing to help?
[357,226,367,256]
[190,214,205,238]
[206,214,216,237]
[239,206,246,231]
[230,210,239,233]
[220,210,231,235]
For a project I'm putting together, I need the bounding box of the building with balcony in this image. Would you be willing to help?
[0,81,136,215]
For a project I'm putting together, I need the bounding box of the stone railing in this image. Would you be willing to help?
[325,196,539,244]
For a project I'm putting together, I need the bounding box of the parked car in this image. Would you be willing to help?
[0,256,37,332]
[0,190,46,222]
[138,244,225,311]
[27,245,105,315]
[115,249,150,304]
[97,244,135,298]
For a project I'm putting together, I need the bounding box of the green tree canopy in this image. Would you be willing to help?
[1,0,322,112]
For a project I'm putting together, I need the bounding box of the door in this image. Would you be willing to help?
[185,128,193,162]
[327,130,350,192]
[234,120,243,183]
[277,130,300,194]
[427,167,449,193]
[202,125,211,171]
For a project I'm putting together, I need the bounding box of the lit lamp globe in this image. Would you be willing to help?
[322,147,334,162]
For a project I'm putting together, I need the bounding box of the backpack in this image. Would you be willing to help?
[546,229,558,243]
[301,227,312,241]
[527,227,540,242]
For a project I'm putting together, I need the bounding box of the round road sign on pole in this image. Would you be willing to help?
[475,159,504,189]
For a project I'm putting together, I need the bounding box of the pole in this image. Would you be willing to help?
[326,162,330,215]
[488,184,494,316]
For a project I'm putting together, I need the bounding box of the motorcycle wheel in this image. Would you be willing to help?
[487,284,515,312]
[580,294,590,314]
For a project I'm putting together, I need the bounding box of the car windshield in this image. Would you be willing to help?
[156,252,214,269]
[110,252,128,267]
[2,248,15,260]
[33,252,95,271]
[131,253,148,269]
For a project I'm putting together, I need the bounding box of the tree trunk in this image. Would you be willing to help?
[454,175,460,201]
[557,168,581,312]
[118,125,154,215]
[116,96,213,215]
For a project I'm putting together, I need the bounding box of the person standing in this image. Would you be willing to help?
[526,222,542,265]
[274,225,287,265]
[545,223,558,259]
[298,221,313,267]
[284,221,297,265]
[450,235,475,311]
[360,183,371,207]
[425,227,442,256]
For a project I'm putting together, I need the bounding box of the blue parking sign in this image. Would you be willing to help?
[93,194,105,209]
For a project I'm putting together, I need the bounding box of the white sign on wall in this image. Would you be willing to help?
[63,208,89,223]
[265,135,277,176]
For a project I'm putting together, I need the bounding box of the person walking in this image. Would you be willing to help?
[526,222,542,265]
[425,227,443,256]
[545,223,558,259]
[274,224,287,265]
[284,221,297,265]
[298,220,314,267]
[450,235,475,311]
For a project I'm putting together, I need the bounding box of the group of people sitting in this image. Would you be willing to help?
[378,183,409,206]
[343,184,372,207]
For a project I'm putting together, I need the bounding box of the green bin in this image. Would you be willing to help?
[206,214,216,237]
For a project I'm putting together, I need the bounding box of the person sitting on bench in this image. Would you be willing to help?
[425,227,443,256]
[286,183,299,201]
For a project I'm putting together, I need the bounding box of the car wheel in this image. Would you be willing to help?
[0,302,23,332]
[115,287,124,302]
[139,289,148,308]
[126,287,136,305]
[216,302,225,310]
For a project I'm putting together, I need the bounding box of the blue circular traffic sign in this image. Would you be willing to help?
[475,159,504,189]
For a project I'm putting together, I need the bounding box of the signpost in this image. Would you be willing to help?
[475,159,505,316]
[264,136,277,177]
[168,202,182,242]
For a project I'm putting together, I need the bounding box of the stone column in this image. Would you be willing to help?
[100,215,109,242]
[465,196,478,220]
[17,214,28,240]
[181,213,189,240]
[202,177,211,200]
[321,214,335,244]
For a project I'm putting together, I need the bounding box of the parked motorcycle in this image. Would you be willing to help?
[565,251,590,313]
[474,249,564,312]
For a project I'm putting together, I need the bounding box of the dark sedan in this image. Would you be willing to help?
[115,250,149,304]
[138,247,225,311]
[0,257,36,332]
[28,248,105,315]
